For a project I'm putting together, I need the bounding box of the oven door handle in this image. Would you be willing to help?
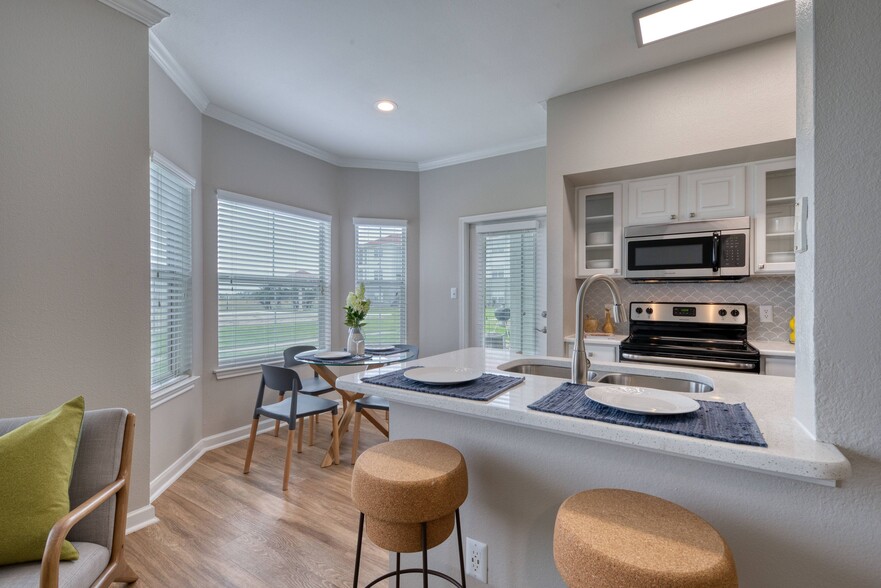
[711,232,721,272]
[620,352,756,371]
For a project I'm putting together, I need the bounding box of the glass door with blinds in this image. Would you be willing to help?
[470,216,547,355]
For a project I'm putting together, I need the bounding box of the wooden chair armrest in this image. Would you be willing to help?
[40,478,125,588]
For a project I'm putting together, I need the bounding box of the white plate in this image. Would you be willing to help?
[365,344,397,352]
[403,366,483,385]
[586,385,700,416]
[313,350,352,360]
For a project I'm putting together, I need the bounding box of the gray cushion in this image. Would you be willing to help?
[0,408,127,549]
[0,542,109,588]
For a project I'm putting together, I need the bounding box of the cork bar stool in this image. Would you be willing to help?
[553,489,738,588]
[351,439,468,587]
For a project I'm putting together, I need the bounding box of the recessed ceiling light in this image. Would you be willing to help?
[375,100,397,113]
[634,0,788,47]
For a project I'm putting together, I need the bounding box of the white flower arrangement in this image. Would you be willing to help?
[344,283,371,328]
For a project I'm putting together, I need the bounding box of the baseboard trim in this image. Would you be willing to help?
[149,421,275,503]
[126,505,158,534]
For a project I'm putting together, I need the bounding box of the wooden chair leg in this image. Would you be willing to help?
[243,418,259,474]
[283,428,296,491]
[331,411,341,465]
[351,410,362,465]
[297,418,304,453]
[274,393,284,437]
[113,554,139,584]
[309,415,315,446]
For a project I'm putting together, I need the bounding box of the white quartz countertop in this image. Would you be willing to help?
[752,340,796,358]
[337,348,849,485]
[563,333,627,346]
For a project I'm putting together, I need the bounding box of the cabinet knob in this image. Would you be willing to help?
[670,214,677,220]
[587,352,594,358]
[689,212,696,218]
[613,268,619,274]
[758,263,765,269]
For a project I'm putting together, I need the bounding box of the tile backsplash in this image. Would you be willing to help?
[583,276,794,342]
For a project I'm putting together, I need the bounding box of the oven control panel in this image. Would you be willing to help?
[630,302,748,325]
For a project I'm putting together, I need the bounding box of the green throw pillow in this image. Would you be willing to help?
[0,396,85,565]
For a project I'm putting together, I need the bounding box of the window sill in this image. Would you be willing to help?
[151,375,200,409]
[214,360,283,381]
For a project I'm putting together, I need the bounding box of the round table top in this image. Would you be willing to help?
[294,344,418,367]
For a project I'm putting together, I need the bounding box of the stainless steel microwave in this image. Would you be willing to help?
[624,217,750,281]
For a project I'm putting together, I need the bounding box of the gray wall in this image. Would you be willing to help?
[148,60,204,481]
[418,148,547,357]
[546,35,796,355]
[338,168,420,346]
[0,0,151,510]
[798,0,881,486]
[200,117,340,437]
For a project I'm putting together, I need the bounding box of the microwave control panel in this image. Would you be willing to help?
[720,234,746,267]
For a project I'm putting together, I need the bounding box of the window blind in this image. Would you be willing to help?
[354,219,407,345]
[150,155,194,391]
[217,192,331,368]
[472,220,542,355]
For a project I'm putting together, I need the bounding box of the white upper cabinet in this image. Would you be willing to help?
[576,183,622,278]
[627,176,679,225]
[685,165,746,220]
[626,165,746,226]
[752,157,796,274]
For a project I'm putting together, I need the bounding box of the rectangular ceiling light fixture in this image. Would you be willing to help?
[634,0,788,46]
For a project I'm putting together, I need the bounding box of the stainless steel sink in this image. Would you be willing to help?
[596,373,713,393]
[502,363,597,381]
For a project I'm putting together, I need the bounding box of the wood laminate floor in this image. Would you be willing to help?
[125,419,389,587]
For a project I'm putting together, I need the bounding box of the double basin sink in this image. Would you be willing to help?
[500,360,713,394]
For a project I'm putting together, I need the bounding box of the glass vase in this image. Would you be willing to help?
[346,326,365,355]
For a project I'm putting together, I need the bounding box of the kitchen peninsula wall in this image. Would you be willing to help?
[582,276,794,342]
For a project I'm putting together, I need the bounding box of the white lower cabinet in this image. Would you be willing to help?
[563,341,619,362]
[762,356,795,377]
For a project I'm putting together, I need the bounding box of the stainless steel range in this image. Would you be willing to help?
[619,302,761,373]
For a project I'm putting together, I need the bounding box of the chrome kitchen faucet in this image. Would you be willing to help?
[572,275,625,384]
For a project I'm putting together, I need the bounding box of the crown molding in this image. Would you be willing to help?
[149,32,210,112]
[97,0,168,27]
[418,135,547,171]
[337,157,419,172]
[204,104,343,166]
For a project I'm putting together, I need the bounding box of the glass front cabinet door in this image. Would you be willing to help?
[753,157,796,274]
[577,183,622,278]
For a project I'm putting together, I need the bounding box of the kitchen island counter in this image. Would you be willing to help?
[338,347,848,485]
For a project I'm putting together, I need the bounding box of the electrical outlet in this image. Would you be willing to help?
[759,305,773,323]
[450,287,458,300]
[466,537,488,583]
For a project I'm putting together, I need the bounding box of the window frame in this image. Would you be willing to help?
[215,189,332,373]
[149,151,196,397]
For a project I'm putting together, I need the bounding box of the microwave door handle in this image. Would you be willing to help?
[712,232,721,272]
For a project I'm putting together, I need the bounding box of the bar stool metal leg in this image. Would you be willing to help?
[396,552,401,588]
[456,509,467,587]
[422,522,429,588]
[354,512,365,587]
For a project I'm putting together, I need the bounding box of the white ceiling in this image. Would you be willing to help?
[151,0,794,170]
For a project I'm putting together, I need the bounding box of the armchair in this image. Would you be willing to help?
[0,409,137,588]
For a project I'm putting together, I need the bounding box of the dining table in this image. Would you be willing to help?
[294,345,419,467]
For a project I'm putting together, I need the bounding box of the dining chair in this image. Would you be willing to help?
[281,345,336,443]
[243,364,340,490]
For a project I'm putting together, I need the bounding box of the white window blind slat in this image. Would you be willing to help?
[354,221,407,345]
[150,157,193,391]
[217,193,332,368]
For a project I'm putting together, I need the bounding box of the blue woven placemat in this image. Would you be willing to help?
[528,383,767,447]
[361,367,524,401]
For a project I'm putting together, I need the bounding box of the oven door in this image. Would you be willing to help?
[625,230,749,280]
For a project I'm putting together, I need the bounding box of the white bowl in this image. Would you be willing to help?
[770,216,795,233]
[588,231,612,245]
[587,259,613,269]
